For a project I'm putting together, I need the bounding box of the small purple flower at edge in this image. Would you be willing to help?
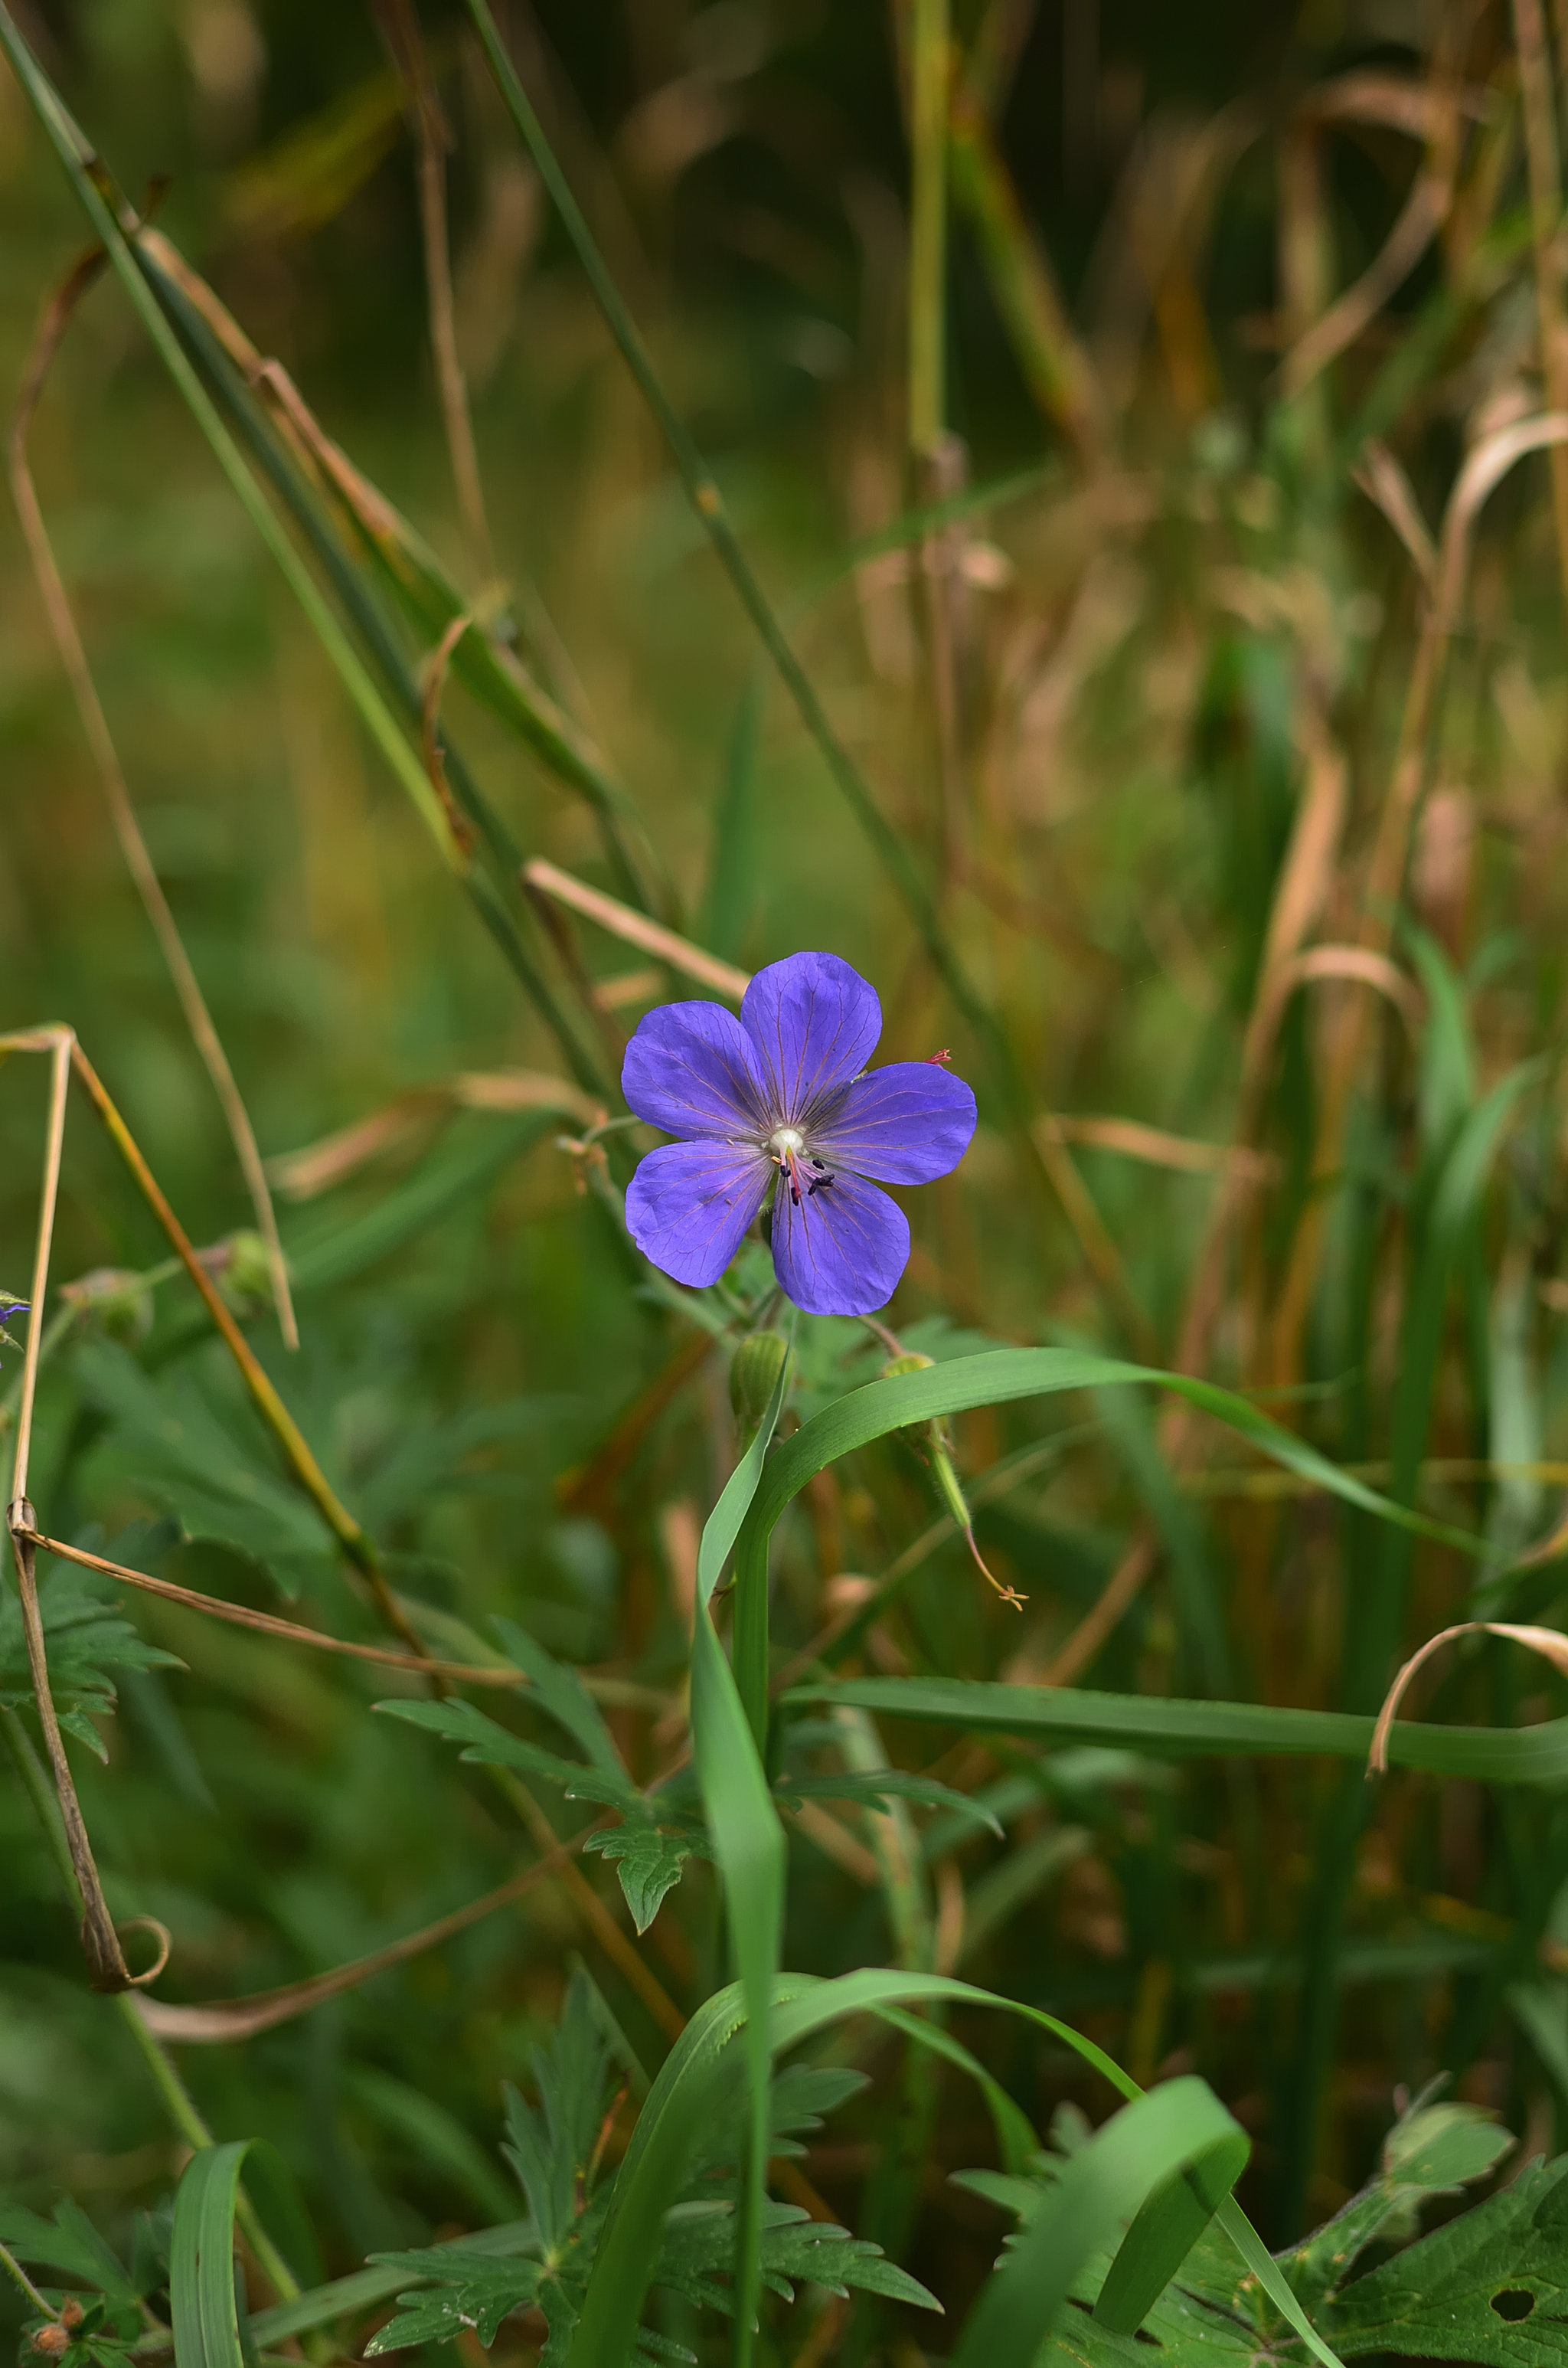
[620,950,977,1317]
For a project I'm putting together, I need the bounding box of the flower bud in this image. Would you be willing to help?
[60,1267,153,1344]
[209,1229,276,1312]
[31,2327,69,2357]
[730,1330,791,1438]
[879,1350,935,1382]
[57,2303,83,2332]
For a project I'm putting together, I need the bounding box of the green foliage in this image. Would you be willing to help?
[0,1580,181,1758]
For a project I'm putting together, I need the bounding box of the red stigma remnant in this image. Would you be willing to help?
[926,1048,952,1065]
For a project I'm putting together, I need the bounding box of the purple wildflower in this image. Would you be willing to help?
[621,950,977,1316]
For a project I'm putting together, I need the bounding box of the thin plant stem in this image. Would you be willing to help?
[0,2242,54,2320]
[8,255,299,1350]
[908,0,950,460]
[1512,0,1568,616]
[372,0,495,584]
[57,1035,430,1651]
[2,1030,129,1990]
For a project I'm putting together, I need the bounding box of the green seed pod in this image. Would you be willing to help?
[730,1328,792,1437]
[879,1349,935,1381]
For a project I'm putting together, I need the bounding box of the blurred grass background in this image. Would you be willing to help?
[10,0,1568,2356]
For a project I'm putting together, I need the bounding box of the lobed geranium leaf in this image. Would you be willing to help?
[1283,2092,1513,2308]
[581,1823,710,1934]
[1318,2154,1568,2364]
[362,2252,544,2352]
[0,1581,183,1760]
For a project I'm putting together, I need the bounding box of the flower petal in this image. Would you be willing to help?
[741,952,882,1125]
[769,1167,910,1316]
[812,1062,978,1184]
[626,1140,773,1289]
[622,1000,767,1140]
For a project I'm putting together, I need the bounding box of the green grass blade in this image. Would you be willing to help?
[782,1673,1568,1783]
[951,2079,1246,2366]
[691,1336,795,2368]
[735,1347,1485,1738]
[170,2141,253,2368]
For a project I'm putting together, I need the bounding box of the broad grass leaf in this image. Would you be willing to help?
[784,1673,1568,1786]
[950,2079,1248,2367]
[169,2141,253,2368]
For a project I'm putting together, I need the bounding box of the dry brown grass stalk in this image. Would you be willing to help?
[23,1529,536,1687]
[4,1029,136,1991]
[521,858,750,999]
[136,1823,600,2042]
[371,0,496,587]
[1511,0,1568,613]
[270,1068,602,1199]
[8,254,299,1349]
[1272,410,1568,1384]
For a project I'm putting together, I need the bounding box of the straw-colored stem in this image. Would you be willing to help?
[40,1034,426,1655]
[8,263,298,1350]
[1512,0,1568,616]
[908,0,950,460]
[374,0,495,585]
[1,1031,128,1990]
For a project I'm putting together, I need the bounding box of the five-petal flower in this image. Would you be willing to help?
[621,950,976,1316]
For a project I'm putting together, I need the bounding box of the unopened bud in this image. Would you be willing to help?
[31,2327,69,2357]
[60,1267,154,1343]
[210,1229,275,1311]
[57,2302,83,2332]
[730,1330,791,1438]
[880,1350,935,1382]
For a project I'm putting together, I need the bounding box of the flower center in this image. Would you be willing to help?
[767,1123,835,1209]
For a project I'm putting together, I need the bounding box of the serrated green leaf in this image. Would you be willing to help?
[1319,2154,1568,2364]
[0,2202,139,2309]
[1284,2095,1513,2308]
[581,1824,709,1934]
[371,1696,639,1814]
[490,1617,627,1779]
[362,2252,543,2352]
[502,1969,617,2257]
[0,1577,183,1758]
